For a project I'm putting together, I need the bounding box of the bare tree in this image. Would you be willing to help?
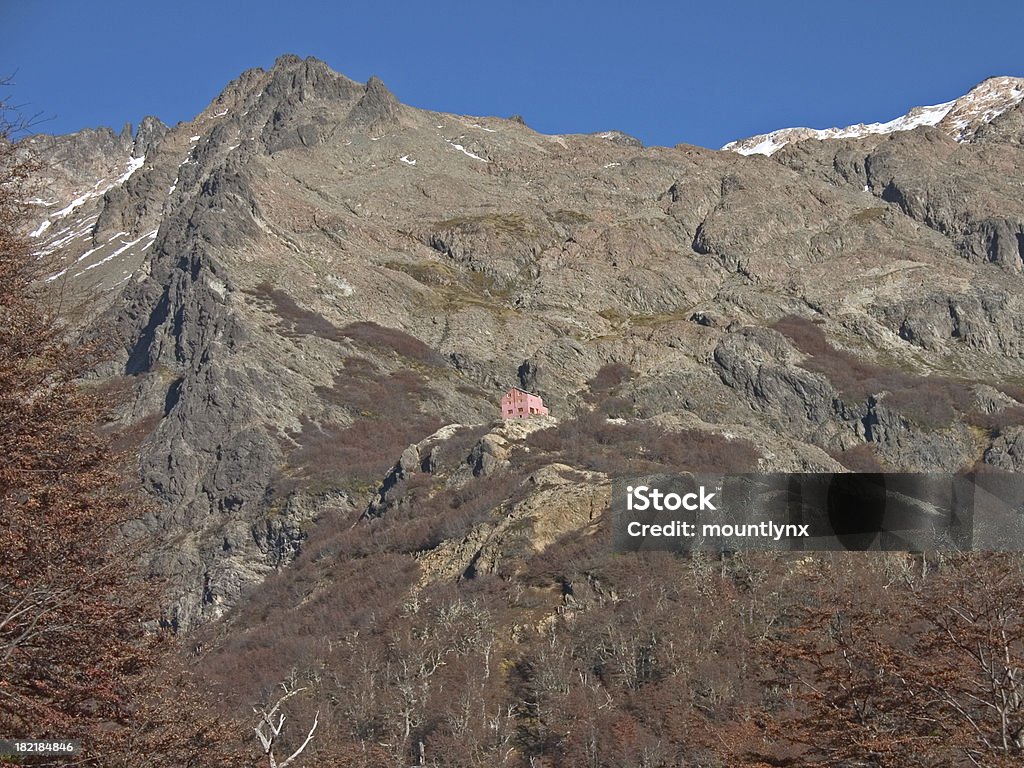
[254,685,320,768]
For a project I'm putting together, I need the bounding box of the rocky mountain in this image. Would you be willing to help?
[723,75,1024,155]
[23,56,1024,633]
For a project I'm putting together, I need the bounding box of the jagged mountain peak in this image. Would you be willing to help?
[272,53,305,68]
[133,115,168,156]
[348,74,401,130]
[196,55,363,125]
[723,75,1024,156]
[261,54,362,102]
[364,73,393,96]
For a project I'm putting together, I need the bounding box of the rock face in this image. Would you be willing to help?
[24,57,1024,626]
[417,461,608,584]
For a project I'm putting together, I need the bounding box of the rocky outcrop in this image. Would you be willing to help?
[417,463,607,583]
[878,291,1024,358]
[712,328,842,440]
[984,426,1024,472]
[347,75,402,133]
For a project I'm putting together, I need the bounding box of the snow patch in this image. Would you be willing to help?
[325,274,354,297]
[727,135,790,157]
[206,276,227,297]
[75,230,157,276]
[34,217,98,256]
[49,156,146,219]
[445,140,489,162]
[74,245,103,264]
[52,192,96,219]
[115,155,146,184]
[29,220,51,238]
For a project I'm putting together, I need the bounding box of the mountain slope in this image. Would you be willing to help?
[23,56,1024,631]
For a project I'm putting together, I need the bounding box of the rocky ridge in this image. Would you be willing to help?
[723,75,1024,155]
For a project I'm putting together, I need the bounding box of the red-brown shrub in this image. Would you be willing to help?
[829,443,885,472]
[340,321,446,366]
[251,283,446,366]
[526,411,760,475]
[281,362,442,490]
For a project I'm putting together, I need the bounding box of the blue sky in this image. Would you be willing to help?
[3,1,1023,149]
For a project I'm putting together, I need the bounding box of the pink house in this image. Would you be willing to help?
[501,387,549,420]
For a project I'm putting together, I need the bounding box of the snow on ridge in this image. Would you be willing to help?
[723,101,954,157]
[723,76,1024,156]
[942,76,1024,140]
[115,155,146,184]
[47,155,147,219]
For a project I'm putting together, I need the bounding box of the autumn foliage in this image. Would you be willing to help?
[1,99,138,745]
[0,99,237,766]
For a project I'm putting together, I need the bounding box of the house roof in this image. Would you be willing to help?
[504,386,543,398]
